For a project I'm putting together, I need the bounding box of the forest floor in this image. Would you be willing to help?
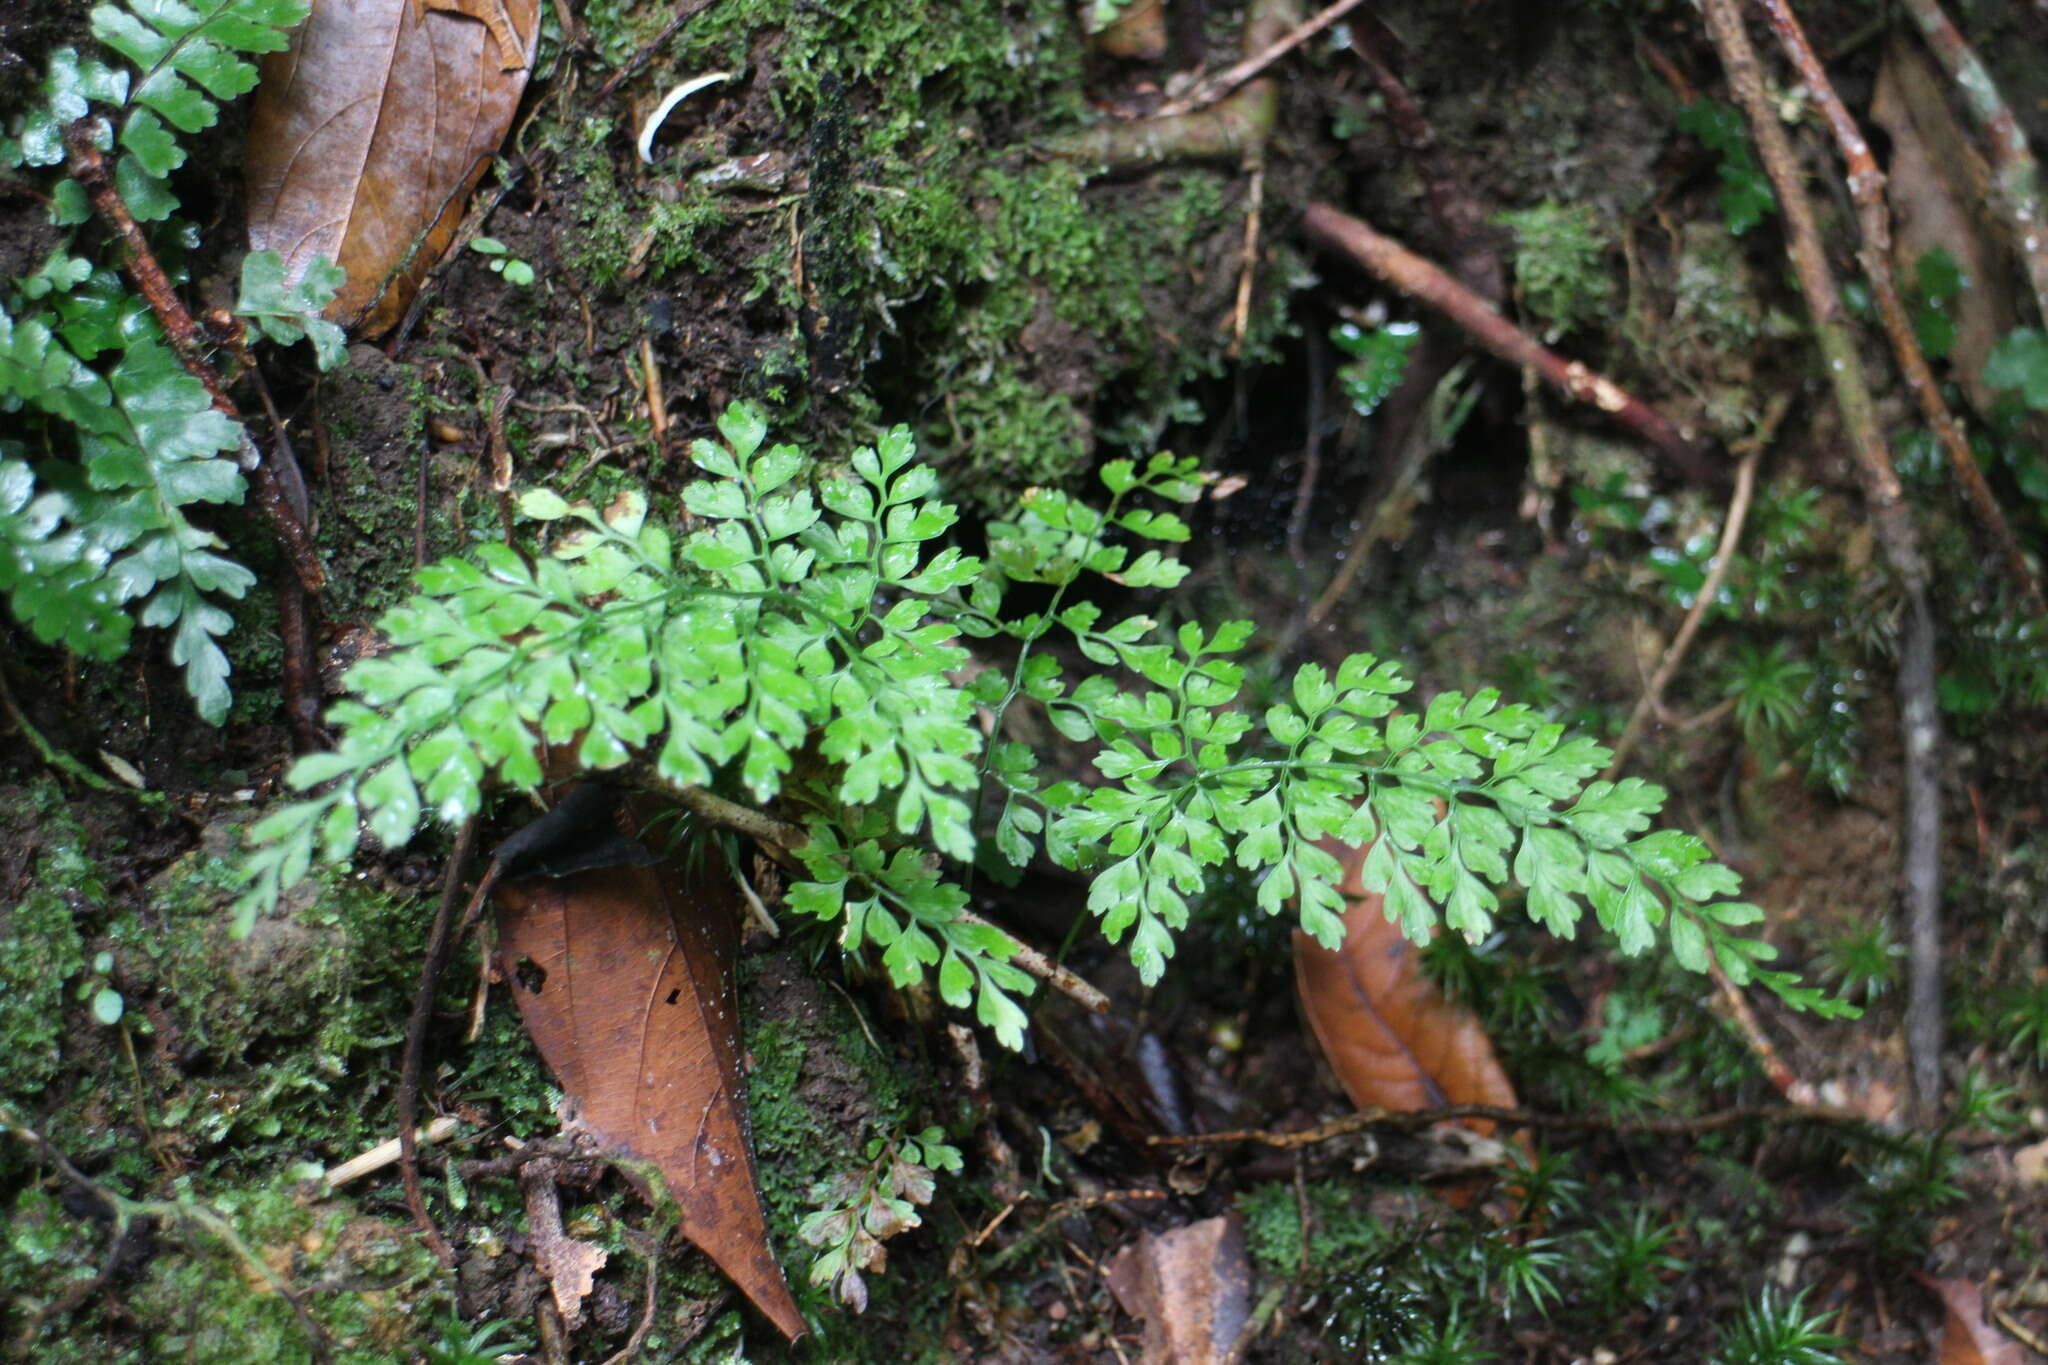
[4,0,2048,1362]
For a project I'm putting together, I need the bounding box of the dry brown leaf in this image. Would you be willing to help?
[1293,841,1518,1133]
[1919,1276,2026,1365]
[519,1157,606,1329]
[1105,1214,1252,1365]
[244,0,539,336]
[492,853,806,1341]
[1092,0,1168,59]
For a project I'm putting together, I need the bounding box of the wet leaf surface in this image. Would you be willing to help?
[243,0,539,335]
[491,842,806,1341]
[1293,841,1519,1131]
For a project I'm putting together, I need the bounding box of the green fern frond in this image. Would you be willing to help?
[238,403,1849,1052]
[1,0,329,724]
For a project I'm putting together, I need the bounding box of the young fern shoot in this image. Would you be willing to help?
[238,402,1851,1052]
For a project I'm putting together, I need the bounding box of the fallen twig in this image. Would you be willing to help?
[1045,0,1293,171]
[1154,0,1371,118]
[1351,16,1503,302]
[397,815,481,1266]
[324,1115,466,1188]
[591,0,726,105]
[1700,0,1946,1119]
[1895,0,2048,325]
[0,662,124,793]
[1604,403,1779,778]
[597,1252,661,1365]
[1148,1099,1872,1151]
[1707,955,1821,1107]
[1301,202,1722,487]
[1755,0,2042,615]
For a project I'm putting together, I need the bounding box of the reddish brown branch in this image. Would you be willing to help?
[62,119,326,596]
[1301,202,1722,486]
[1754,0,2042,614]
[1896,0,2048,325]
[1699,0,1946,1120]
[1350,19,1503,304]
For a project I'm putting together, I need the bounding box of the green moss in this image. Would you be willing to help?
[1239,1179,1394,1279]
[615,0,1082,125]
[549,0,1278,514]
[1495,201,1614,340]
[563,119,732,289]
[0,804,98,1099]
[4,1177,450,1364]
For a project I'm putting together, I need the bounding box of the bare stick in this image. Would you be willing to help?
[1754,0,2042,614]
[1301,203,1723,487]
[1155,0,1372,118]
[1708,956,1821,1107]
[1701,0,1946,1119]
[955,907,1109,1014]
[1149,1099,1870,1151]
[324,1115,466,1187]
[397,816,480,1265]
[1045,0,1292,171]
[1351,18,1503,302]
[597,1252,662,1365]
[1893,0,2048,325]
[1604,427,1770,778]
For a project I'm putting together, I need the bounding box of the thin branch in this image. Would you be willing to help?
[0,662,124,792]
[1148,1099,1874,1151]
[1045,0,1292,171]
[397,816,481,1266]
[597,1251,661,1365]
[1155,0,1372,118]
[324,1115,467,1188]
[591,0,726,104]
[1700,0,1947,1119]
[1300,203,1723,487]
[956,907,1109,1015]
[1893,0,2048,325]
[1708,955,1822,1107]
[1753,0,2042,614]
[1350,17,1504,302]
[1604,412,1774,778]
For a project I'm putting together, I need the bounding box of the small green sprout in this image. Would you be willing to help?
[470,236,536,287]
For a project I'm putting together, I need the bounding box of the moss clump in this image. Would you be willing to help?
[1495,201,1614,341]
[549,0,1282,511]
[0,785,99,1100]
[3,1177,450,1364]
[562,118,732,289]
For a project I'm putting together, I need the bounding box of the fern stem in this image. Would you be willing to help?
[62,119,326,596]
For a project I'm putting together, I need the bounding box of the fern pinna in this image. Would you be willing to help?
[238,403,1851,1048]
[1,0,339,722]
